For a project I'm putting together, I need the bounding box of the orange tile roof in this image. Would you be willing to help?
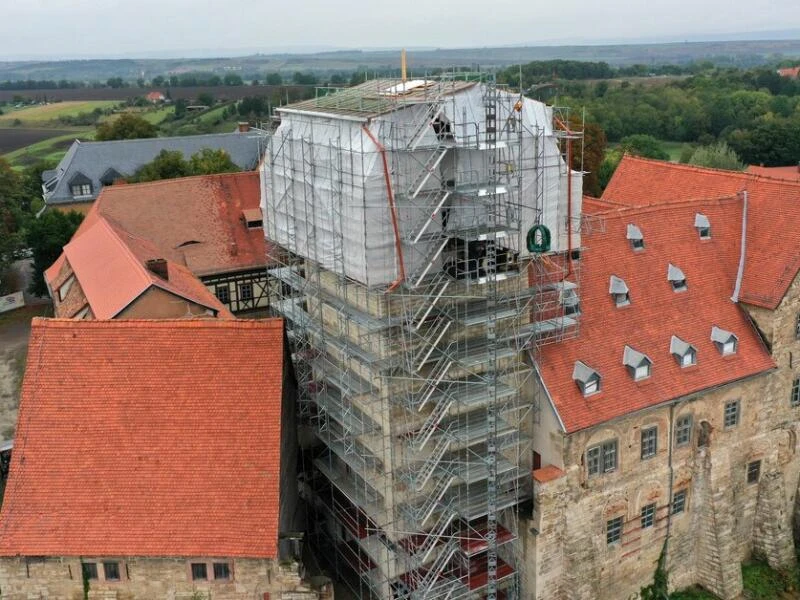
[746,165,800,182]
[0,318,285,558]
[57,216,231,319]
[80,171,269,277]
[602,155,800,309]
[539,196,775,433]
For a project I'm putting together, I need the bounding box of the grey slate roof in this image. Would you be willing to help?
[43,132,266,206]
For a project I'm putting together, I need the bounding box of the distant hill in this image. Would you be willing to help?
[2,39,800,81]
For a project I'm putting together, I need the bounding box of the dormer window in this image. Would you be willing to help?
[670,335,697,367]
[711,326,738,356]
[242,208,264,229]
[627,224,644,251]
[573,360,601,397]
[609,275,630,307]
[667,263,687,292]
[623,345,652,381]
[695,213,711,239]
[68,172,93,198]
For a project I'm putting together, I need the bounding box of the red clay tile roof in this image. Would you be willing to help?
[602,155,800,309]
[0,318,285,558]
[746,165,800,182]
[58,216,231,319]
[778,66,800,78]
[539,196,775,433]
[79,171,269,277]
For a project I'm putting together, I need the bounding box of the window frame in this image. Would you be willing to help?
[634,363,651,381]
[641,426,658,460]
[215,285,230,304]
[587,439,617,477]
[102,561,121,582]
[675,414,693,447]
[239,282,254,302]
[191,562,208,581]
[795,314,800,340]
[671,489,687,514]
[70,183,92,197]
[631,237,645,251]
[82,562,98,581]
[641,503,656,529]
[698,226,711,239]
[614,291,630,307]
[791,377,800,408]
[606,515,623,545]
[723,399,740,429]
[213,562,232,581]
[747,460,761,485]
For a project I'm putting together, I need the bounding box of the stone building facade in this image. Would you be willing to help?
[520,173,800,600]
[0,557,325,600]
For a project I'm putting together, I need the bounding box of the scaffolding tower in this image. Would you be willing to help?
[263,75,582,599]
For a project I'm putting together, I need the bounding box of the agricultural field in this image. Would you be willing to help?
[0,101,120,127]
[2,130,92,167]
[0,128,77,154]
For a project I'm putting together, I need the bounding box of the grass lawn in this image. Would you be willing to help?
[2,128,94,168]
[0,101,120,127]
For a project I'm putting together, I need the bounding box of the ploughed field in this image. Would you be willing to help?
[0,128,76,154]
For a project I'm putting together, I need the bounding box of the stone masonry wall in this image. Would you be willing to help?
[524,371,799,600]
[0,556,321,600]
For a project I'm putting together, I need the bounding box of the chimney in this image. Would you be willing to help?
[237,122,250,133]
[145,258,169,280]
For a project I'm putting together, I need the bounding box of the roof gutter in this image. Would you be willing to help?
[731,190,748,303]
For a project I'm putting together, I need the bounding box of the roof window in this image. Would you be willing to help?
[670,336,697,367]
[695,213,711,239]
[711,326,738,356]
[573,361,601,396]
[623,345,652,381]
[627,224,644,251]
[668,263,687,292]
[609,275,630,307]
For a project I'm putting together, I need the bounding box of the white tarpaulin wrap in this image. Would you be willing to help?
[262,83,582,288]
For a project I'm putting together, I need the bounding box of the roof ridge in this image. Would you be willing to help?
[622,154,800,188]
[32,317,283,329]
[100,169,257,193]
[79,132,255,147]
[591,194,740,221]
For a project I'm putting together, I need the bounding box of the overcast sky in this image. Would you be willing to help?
[2,0,800,59]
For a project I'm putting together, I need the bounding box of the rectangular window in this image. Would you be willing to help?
[213,562,231,580]
[191,562,208,581]
[792,378,800,408]
[82,562,98,581]
[641,503,656,529]
[675,415,692,447]
[724,400,740,428]
[103,562,120,581]
[216,285,230,304]
[641,426,658,459]
[71,184,92,197]
[795,314,800,340]
[587,440,617,476]
[583,379,598,395]
[239,282,253,301]
[671,489,687,514]
[606,516,623,545]
[747,460,761,484]
[634,364,650,380]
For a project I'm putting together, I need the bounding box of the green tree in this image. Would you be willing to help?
[687,142,744,170]
[265,73,282,86]
[0,159,24,293]
[95,113,158,141]
[189,148,240,175]
[26,210,83,297]
[196,92,214,107]
[174,98,188,118]
[618,134,670,160]
[223,73,243,86]
[129,150,191,183]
